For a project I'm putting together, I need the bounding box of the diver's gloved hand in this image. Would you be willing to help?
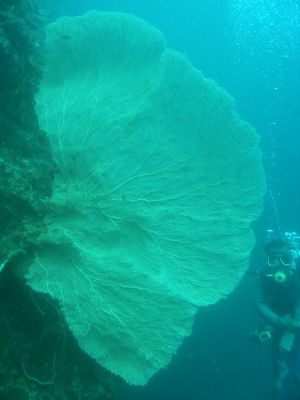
[291,321,300,331]
[278,316,300,332]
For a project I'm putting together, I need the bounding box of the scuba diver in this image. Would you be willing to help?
[253,234,300,399]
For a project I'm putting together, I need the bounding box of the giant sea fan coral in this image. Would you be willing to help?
[27,11,265,385]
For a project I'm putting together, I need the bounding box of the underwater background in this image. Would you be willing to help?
[1,0,299,399]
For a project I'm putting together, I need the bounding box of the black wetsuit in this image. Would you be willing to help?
[257,261,300,400]
[259,264,300,319]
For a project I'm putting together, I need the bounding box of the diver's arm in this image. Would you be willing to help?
[256,276,283,327]
[257,301,300,331]
[256,301,283,328]
[291,300,300,331]
[255,273,288,329]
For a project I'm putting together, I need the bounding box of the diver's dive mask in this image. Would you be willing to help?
[266,254,293,283]
[267,254,291,267]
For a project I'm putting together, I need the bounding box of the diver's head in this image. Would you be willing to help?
[264,240,294,282]
[265,240,292,267]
